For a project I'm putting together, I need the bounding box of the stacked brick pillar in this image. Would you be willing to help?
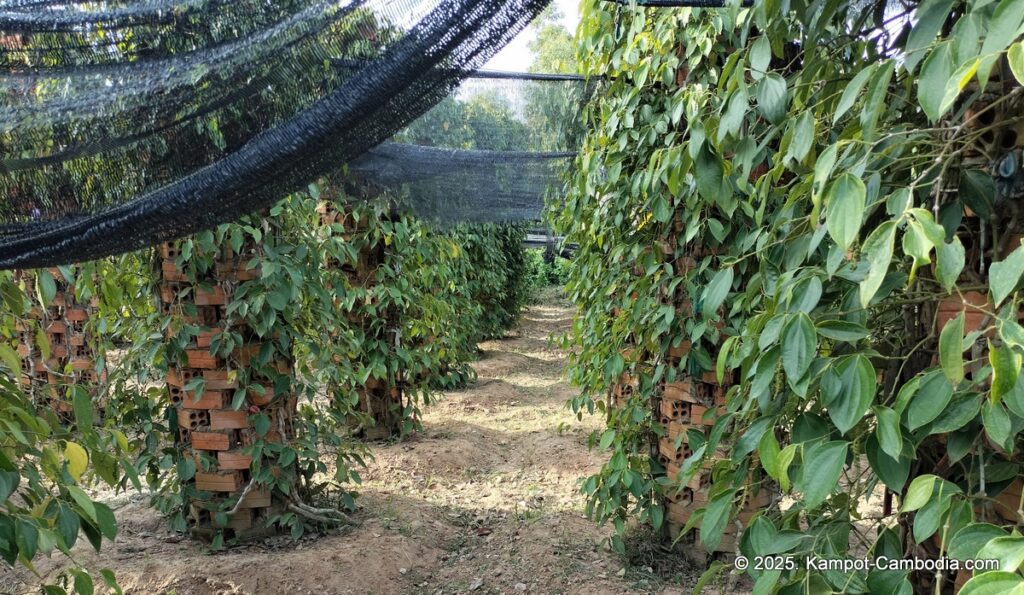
[317,200,403,440]
[656,216,772,563]
[158,240,295,540]
[14,268,103,419]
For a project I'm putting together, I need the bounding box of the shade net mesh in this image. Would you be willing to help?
[0,0,588,269]
[351,72,590,223]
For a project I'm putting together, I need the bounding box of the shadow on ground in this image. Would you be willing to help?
[7,296,704,594]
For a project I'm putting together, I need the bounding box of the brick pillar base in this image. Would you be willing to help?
[159,239,296,541]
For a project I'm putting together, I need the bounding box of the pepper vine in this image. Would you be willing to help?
[560,0,1024,591]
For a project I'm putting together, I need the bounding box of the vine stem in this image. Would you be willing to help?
[226,477,257,516]
[286,499,360,526]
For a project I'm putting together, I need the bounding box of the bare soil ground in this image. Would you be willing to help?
[5,292,700,594]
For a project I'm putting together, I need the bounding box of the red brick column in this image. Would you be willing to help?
[14,268,103,420]
[318,200,403,440]
[158,239,295,540]
[656,218,773,564]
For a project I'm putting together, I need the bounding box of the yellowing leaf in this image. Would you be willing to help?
[36,326,50,360]
[0,344,20,375]
[990,340,1022,404]
[64,442,89,481]
[939,311,965,385]
[902,220,934,283]
[956,58,981,90]
[1010,42,1024,85]
[776,444,797,492]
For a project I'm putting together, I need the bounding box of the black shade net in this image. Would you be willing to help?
[351,71,591,223]
[0,0,576,269]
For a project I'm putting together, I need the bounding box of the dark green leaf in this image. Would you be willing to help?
[73,387,94,432]
[100,569,123,595]
[960,170,997,219]
[958,571,1024,595]
[874,406,902,459]
[652,195,671,223]
[788,276,822,314]
[735,417,774,459]
[826,355,875,435]
[918,41,956,121]
[860,62,894,139]
[702,268,734,317]
[752,570,781,594]
[73,569,95,595]
[868,432,909,491]
[700,490,734,551]
[867,435,911,491]
[55,503,80,551]
[949,523,1009,561]
[797,440,848,509]
[825,173,866,250]
[785,111,815,164]
[977,536,1024,573]
[94,502,117,540]
[756,74,788,124]
[1004,373,1024,418]
[253,413,272,437]
[835,65,876,121]
[927,394,981,434]
[0,470,19,503]
[177,457,196,482]
[978,0,1024,86]
[782,314,816,383]
[913,495,949,543]
[983,401,1013,452]
[904,0,956,73]
[905,371,953,430]
[649,504,664,530]
[902,474,938,512]
[816,320,869,342]
[749,37,771,80]
[15,518,38,560]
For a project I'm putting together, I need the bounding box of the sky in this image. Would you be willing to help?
[483,0,580,72]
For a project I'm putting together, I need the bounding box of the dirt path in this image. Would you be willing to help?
[8,296,694,594]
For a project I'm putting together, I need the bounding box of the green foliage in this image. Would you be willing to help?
[142,194,531,538]
[529,7,578,75]
[524,248,571,298]
[448,224,532,341]
[0,271,131,592]
[1,188,533,585]
[562,0,1024,590]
